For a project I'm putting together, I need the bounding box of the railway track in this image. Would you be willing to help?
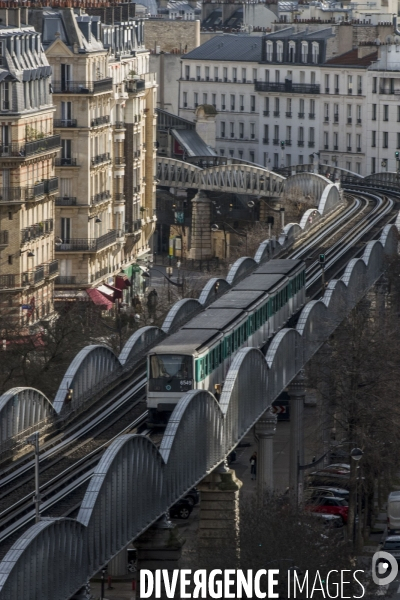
[0,187,396,556]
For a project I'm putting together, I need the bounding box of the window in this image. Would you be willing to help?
[299,98,304,118]
[371,157,376,173]
[347,133,351,151]
[383,131,388,148]
[232,67,237,82]
[239,122,244,139]
[356,162,361,174]
[263,152,268,167]
[309,99,315,117]
[298,154,303,164]
[383,105,389,121]
[286,98,292,114]
[8,255,12,265]
[221,94,225,110]
[249,151,255,162]
[61,139,72,165]
[357,105,361,123]
[309,127,315,143]
[238,150,243,159]
[240,95,244,111]
[356,134,361,151]
[274,153,279,168]
[371,131,376,147]
[312,42,319,64]
[8,211,12,220]
[397,132,400,149]
[220,121,225,138]
[301,42,308,63]
[264,69,270,82]
[372,77,377,93]
[346,161,351,171]
[214,67,218,80]
[212,93,216,108]
[277,41,283,62]
[223,67,228,82]
[275,70,280,83]
[286,154,291,167]
[196,66,200,81]
[250,96,255,112]
[263,124,268,143]
[286,125,291,142]
[324,73,330,93]
[230,122,234,138]
[220,149,225,156]
[324,131,329,149]
[242,68,247,83]
[324,103,329,121]
[334,74,339,93]
[289,41,295,63]
[333,132,338,149]
[274,97,279,116]
[61,101,72,123]
[357,75,362,94]
[372,104,376,120]
[229,149,234,157]
[274,124,279,142]
[347,104,352,123]
[266,42,273,61]
[253,68,257,82]
[183,91,187,107]
[230,95,235,111]
[298,126,304,141]
[347,75,353,94]
[205,67,210,81]
[61,217,71,242]
[311,72,316,85]
[203,93,208,104]
[250,123,255,139]
[194,92,198,107]
[398,106,400,122]
[264,97,269,115]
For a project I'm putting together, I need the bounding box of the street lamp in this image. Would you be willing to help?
[26,431,41,523]
[101,568,106,600]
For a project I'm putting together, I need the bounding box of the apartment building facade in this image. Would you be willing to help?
[31,8,157,296]
[0,13,59,325]
[179,25,387,176]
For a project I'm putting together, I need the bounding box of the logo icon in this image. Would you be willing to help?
[372,551,398,586]
[165,385,171,391]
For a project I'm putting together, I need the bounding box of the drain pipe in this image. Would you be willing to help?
[393,14,400,35]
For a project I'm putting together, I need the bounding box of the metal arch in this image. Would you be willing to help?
[161,298,202,334]
[379,223,399,255]
[77,435,164,570]
[284,172,331,200]
[341,258,369,309]
[265,329,302,400]
[317,184,341,215]
[156,156,285,197]
[226,257,257,286]
[119,326,165,366]
[0,518,87,600]
[254,239,275,264]
[0,388,55,451]
[0,224,398,600]
[198,277,231,306]
[52,345,122,414]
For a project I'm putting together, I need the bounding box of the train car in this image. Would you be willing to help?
[147,259,306,424]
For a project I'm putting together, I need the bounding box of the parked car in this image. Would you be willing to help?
[305,486,349,502]
[169,498,193,519]
[305,496,349,524]
[387,491,400,533]
[309,512,344,529]
[184,488,199,507]
[380,536,400,561]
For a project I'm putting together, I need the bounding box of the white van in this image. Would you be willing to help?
[387,491,400,533]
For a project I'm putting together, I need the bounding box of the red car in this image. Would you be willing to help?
[305,496,349,524]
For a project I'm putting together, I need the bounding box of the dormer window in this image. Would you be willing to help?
[266,41,273,62]
[312,42,319,64]
[289,41,296,63]
[277,41,283,62]
[301,41,308,63]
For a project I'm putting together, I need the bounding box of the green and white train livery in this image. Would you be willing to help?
[147,259,306,423]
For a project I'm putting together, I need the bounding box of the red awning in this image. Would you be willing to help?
[115,274,131,290]
[86,288,113,310]
[97,283,123,301]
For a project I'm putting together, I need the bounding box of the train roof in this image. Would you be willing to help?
[234,273,287,291]
[254,259,304,275]
[212,290,265,310]
[150,327,221,355]
[182,308,245,331]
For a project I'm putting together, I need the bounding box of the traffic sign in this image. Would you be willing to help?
[271,405,286,414]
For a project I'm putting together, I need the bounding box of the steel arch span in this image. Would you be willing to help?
[0,223,397,600]
[156,157,286,197]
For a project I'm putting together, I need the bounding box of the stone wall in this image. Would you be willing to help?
[144,19,200,53]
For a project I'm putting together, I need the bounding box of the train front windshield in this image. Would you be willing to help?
[149,354,193,392]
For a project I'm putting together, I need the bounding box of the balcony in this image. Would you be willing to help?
[255,81,320,94]
[91,266,109,283]
[56,196,77,206]
[0,135,61,159]
[358,88,362,95]
[55,275,76,285]
[298,112,305,118]
[347,118,352,124]
[22,266,45,286]
[91,190,111,205]
[263,110,269,116]
[21,219,53,244]
[357,147,362,152]
[335,88,339,94]
[126,219,142,234]
[54,120,77,128]
[334,116,339,123]
[263,138,269,144]
[26,182,45,201]
[347,146,352,152]
[240,106,244,111]
[286,112,292,118]
[357,119,362,124]
[298,141,304,147]
[273,138,279,145]
[285,140,292,146]
[55,158,78,167]
[91,153,111,167]
[55,230,117,252]
[44,178,58,195]
[133,150,141,159]
[114,156,126,165]
[334,145,338,150]
[309,113,315,119]
[324,144,328,150]
[125,79,146,94]
[308,141,315,147]
[273,111,280,117]
[325,87,330,93]
[52,78,113,94]
[45,260,59,278]
[114,121,126,129]
[348,89,353,95]
[114,193,125,203]
[91,115,110,127]
[324,117,329,122]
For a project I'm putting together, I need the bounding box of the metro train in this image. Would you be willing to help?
[147,259,306,424]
